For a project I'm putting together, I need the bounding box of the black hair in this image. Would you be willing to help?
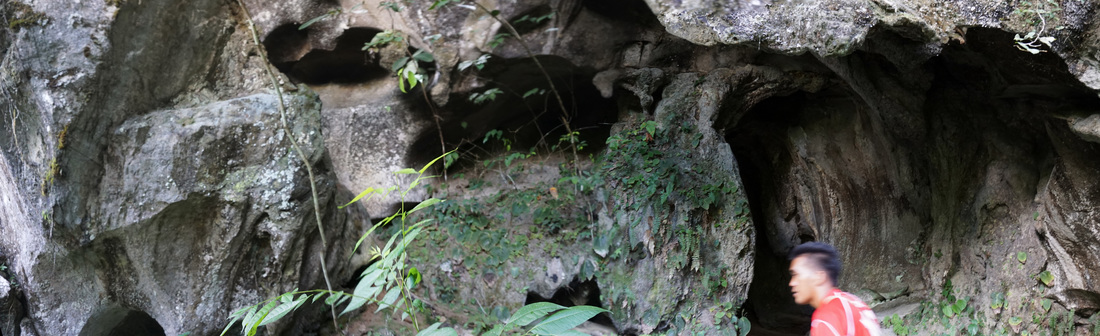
[788,242,841,286]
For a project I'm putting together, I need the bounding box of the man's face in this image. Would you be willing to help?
[788,256,822,305]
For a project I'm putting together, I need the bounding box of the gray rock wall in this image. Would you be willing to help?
[3,0,1100,335]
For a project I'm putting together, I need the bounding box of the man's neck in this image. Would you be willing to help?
[810,286,838,308]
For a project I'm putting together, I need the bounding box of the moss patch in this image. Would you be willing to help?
[4,2,47,30]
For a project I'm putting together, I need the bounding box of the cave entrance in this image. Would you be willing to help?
[726,27,1100,335]
[264,25,391,85]
[408,54,617,171]
[524,278,618,334]
[78,305,165,336]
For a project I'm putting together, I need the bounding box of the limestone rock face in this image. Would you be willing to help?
[0,0,358,335]
[5,0,1100,334]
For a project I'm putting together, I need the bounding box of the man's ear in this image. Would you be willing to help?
[812,270,828,286]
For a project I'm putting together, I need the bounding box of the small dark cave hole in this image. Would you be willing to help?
[343,260,375,288]
[408,55,617,172]
[726,92,814,336]
[524,278,618,333]
[581,0,661,28]
[264,26,391,84]
[78,306,166,336]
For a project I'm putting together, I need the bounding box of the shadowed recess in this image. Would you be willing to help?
[265,26,390,84]
[408,54,616,170]
[524,278,618,333]
[728,27,1100,335]
[78,306,165,336]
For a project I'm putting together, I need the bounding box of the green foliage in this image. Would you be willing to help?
[1012,0,1061,54]
[458,54,491,71]
[1038,270,1055,286]
[602,117,748,271]
[469,88,504,104]
[1017,251,1027,264]
[488,33,510,49]
[363,30,404,51]
[480,303,608,336]
[5,1,47,30]
[298,4,363,30]
[990,292,1005,310]
[513,12,555,25]
[222,154,451,335]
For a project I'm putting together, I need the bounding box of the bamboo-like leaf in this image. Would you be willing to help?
[394,168,418,175]
[259,295,308,326]
[420,150,455,174]
[245,299,279,336]
[417,322,459,336]
[505,302,565,326]
[339,187,376,209]
[299,12,332,30]
[529,305,608,335]
[342,279,383,315]
[221,306,253,336]
[352,220,387,256]
[375,286,403,313]
[324,292,344,305]
[409,199,442,214]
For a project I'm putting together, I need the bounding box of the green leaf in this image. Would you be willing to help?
[412,50,435,62]
[529,305,608,335]
[245,299,279,336]
[481,324,507,336]
[259,295,308,326]
[737,316,751,336]
[299,13,330,30]
[505,302,565,326]
[1017,252,1027,264]
[375,286,403,312]
[410,198,443,214]
[1038,270,1055,286]
[954,298,968,313]
[420,150,455,174]
[394,168,418,175]
[523,88,541,98]
[392,56,410,73]
[1041,298,1052,311]
[339,187,376,209]
[221,306,253,336]
[417,322,459,336]
[408,267,422,286]
[1009,316,1023,326]
[942,304,955,318]
[342,274,383,315]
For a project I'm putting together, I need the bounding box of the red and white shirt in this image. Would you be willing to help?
[811,289,881,336]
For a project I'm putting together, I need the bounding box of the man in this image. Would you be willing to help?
[788,242,880,336]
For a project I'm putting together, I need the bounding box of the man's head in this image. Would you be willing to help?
[787,242,841,307]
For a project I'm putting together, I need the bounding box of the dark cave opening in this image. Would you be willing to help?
[264,25,392,84]
[523,278,618,333]
[408,54,617,171]
[725,27,1100,335]
[78,306,165,336]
